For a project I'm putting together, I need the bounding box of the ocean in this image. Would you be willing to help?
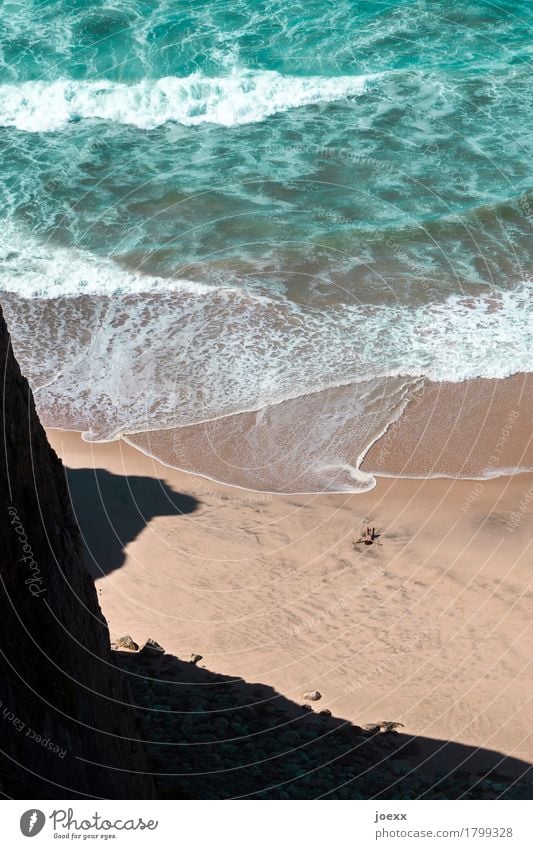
[0,0,531,491]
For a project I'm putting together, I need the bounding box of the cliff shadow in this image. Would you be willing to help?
[64,467,199,578]
[113,650,533,800]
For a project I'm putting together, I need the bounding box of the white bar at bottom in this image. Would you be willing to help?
[2,799,531,848]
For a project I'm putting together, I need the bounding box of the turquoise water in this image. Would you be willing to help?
[0,1,531,488]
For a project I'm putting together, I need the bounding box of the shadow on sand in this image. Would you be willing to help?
[64,466,199,578]
[111,650,532,800]
[60,468,531,799]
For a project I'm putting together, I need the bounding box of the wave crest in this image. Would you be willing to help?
[0,70,373,132]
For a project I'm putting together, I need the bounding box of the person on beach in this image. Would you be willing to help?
[353,526,381,546]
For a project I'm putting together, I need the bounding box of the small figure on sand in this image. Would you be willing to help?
[353,526,382,547]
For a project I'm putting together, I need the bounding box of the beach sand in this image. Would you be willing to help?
[363,373,533,478]
[48,427,533,775]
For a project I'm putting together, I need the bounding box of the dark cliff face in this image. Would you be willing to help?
[0,304,152,798]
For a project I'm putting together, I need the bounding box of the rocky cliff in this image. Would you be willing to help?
[0,304,152,798]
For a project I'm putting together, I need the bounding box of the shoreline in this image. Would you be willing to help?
[47,424,533,498]
[362,373,533,481]
[45,371,533,495]
[48,427,533,772]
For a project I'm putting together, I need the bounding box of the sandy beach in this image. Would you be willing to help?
[48,427,533,775]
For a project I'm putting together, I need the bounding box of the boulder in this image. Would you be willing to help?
[139,638,165,657]
[113,635,139,652]
[375,720,405,733]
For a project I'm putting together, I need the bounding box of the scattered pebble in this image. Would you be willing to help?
[303,691,322,701]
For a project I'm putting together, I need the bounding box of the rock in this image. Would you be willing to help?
[190,653,203,665]
[113,635,139,652]
[300,703,313,712]
[303,690,322,702]
[139,638,165,657]
[319,708,332,717]
[376,720,405,733]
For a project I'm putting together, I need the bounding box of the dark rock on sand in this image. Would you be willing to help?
[140,638,166,657]
[113,635,139,651]
[303,690,322,701]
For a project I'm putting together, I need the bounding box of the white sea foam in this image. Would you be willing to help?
[0,226,219,298]
[0,70,373,132]
[1,228,531,392]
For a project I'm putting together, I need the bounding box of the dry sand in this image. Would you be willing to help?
[48,428,533,774]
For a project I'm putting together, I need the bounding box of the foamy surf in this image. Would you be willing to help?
[1,232,531,435]
[0,225,221,298]
[0,70,374,132]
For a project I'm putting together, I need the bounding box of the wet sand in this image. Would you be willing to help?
[363,373,533,479]
[123,373,533,493]
[49,427,533,774]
